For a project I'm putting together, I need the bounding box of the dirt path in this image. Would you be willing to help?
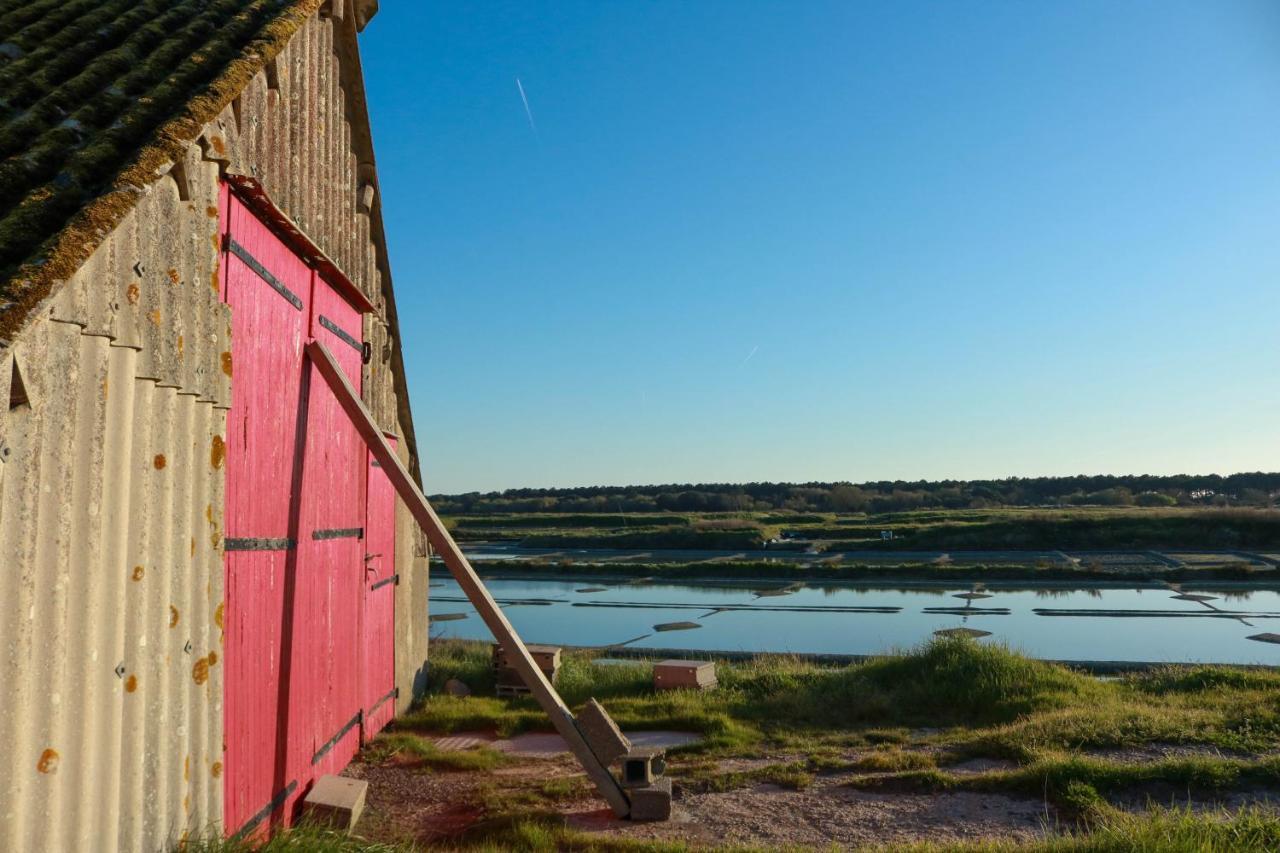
[346,750,1055,849]
[664,784,1049,848]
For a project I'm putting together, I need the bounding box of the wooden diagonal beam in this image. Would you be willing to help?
[304,340,631,817]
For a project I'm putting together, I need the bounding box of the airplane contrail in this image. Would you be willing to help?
[742,345,759,365]
[515,77,538,136]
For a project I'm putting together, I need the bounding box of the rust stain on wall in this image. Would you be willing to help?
[206,206,219,218]
[153,454,166,470]
[170,606,180,628]
[36,749,59,774]
[220,351,233,377]
[167,268,180,285]
[125,675,138,694]
[211,761,223,779]
[126,282,141,304]
[205,504,221,549]
[192,658,209,686]
[210,435,225,469]
[131,566,145,582]
[147,309,161,326]
[192,651,219,686]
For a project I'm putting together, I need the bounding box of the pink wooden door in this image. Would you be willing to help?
[221,189,313,836]
[295,275,367,781]
[362,437,397,739]
[221,183,375,839]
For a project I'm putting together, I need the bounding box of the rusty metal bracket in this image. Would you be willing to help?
[312,527,363,541]
[312,711,362,765]
[318,315,363,354]
[368,687,397,716]
[226,237,303,311]
[231,779,298,841]
[225,537,296,551]
[305,339,631,818]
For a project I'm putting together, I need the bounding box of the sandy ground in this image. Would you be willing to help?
[346,748,1053,848]
[344,734,1280,849]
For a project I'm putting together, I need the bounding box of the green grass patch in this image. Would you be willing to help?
[712,639,1100,732]
[470,557,1269,583]
[448,514,694,531]
[442,506,1280,554]
[846,752,1280,811]
[842,749,939,773]
[415,638,1280,760]
[363,732,510,772]
[519,526,768,551]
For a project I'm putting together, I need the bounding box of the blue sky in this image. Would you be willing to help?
[361,1,1280,493]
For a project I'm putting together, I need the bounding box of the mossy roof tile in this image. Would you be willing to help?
[0,0,323,342]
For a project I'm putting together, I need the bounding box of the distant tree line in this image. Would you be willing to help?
[431,473,1280,515]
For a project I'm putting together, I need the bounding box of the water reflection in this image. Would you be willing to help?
[428,576,1280,665]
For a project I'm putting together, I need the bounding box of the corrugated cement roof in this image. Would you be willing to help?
[0,0,322,342]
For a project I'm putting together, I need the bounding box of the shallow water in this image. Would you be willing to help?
[428,576,1280,664]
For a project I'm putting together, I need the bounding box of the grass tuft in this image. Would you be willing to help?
[363,732,510,772]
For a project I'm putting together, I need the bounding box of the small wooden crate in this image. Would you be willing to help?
[653,659,717,691]
[492,642,562,673]
[492,643,561,697]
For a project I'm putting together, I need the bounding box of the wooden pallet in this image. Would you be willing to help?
[495,682,533,698]
[495,665,559,695]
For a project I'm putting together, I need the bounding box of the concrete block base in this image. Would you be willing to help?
[621,746,666,788]
[302,774,367,831]
[628,776,673,822]
[578,698,631,765]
